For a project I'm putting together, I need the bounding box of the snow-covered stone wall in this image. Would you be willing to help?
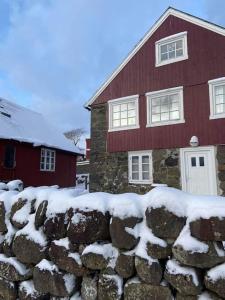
[1,184,225,299]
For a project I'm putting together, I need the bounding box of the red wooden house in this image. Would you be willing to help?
[85,7,225,195]
[0,98,82,187]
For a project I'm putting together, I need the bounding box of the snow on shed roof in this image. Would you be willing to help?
[0,98,82,154]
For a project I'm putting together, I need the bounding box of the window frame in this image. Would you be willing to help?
[155,32,188,67]
[208,77,225,119]
[108,95,139,132]
[40,148,56,172]
[128,151,153,184]
[146,86,185,127]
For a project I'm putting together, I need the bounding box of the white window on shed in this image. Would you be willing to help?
[40,148,56,171]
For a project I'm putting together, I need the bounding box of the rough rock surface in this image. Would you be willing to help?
[98,273,123,300]
[173,241,225,268]
[19,280,48,300]
[35,200,48,230]
[81,275,98,300]
[205,274,225,299]
[0,255,31,281]
[67,210,110,244]
[110,216,142,250]
[115,253,135,278]
[124,281,173,300]
[81,252,108,270]
[0,201,7,233]
[43,213,68,240]
[0,277,17,300]
[10,199,28,229]
[135,256,162,285]
[13,234,46,265]
[146,240,172,259]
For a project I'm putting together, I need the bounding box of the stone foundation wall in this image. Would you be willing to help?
[90,104,180,193]
[217,145,225,196]
[1,187,225,299]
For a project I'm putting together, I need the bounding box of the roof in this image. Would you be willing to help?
[0,98,82,155]
[85,7,225,109]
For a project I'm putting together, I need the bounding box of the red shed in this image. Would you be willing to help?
[85,7,225,196]
[0,98,81,187]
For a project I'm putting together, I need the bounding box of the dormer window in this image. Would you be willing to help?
[155,32,188,67]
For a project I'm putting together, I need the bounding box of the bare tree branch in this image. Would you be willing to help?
[64,128,86,146]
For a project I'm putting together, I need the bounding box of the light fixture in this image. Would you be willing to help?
[190,136,199,147]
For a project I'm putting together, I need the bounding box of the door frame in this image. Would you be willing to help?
[180,146,218,195]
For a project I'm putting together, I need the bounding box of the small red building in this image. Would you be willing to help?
[85,7,225,196]
[0,98,81,187]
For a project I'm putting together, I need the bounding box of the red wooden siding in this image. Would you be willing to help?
[0,140,77,187]
[91,15,225,152]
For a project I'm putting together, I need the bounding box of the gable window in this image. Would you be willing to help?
[128,151,153,184]
[40,148,56,171]
[108,95,139,132]
[4,145,15,169]
[208,77,225,119]
[146,86,185,127]
[155,32,188,67]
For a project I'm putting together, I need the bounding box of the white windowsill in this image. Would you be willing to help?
[155,55,188,67]
[129,180,153,185]
[108,125,140,132]
[209,114,225,120]
[146,119,185,128]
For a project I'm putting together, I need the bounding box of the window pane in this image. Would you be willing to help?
[152,98,161,106]
[176,40,183,49]
[121,104,127,111]
[170,94,179,102]
[161,44,167,54]
[113,105,120,112]
[132,172,139,180]
[161,103,169,113]
[113,112,120,120]
[152,114,160,123]
[170,101,179,111]
[215,86,225,95]
[132,164,139,172]
[176,48,183,57]
[142,156,149,164]
[128,102,135,110]
[113,120,120,127]
[161,112,169,121]
[142,172,149,180]
[168,42,175,51]
[152,105,160,114]
[199,157,205,167]
[215,94,225,104]
[40,163,45,170]
[121,111,127,119]
[132,156,139,164]
[168,51,175,59]
[191,157,196,167]
[128,117,135,125]
[170,111,180,120]
[161,53,168,61]
[128,110,135,117]
[121,119,128,126]
[142,164,149,171]
[216,104,225,114]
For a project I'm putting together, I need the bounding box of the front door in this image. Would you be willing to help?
[181,147,217,195]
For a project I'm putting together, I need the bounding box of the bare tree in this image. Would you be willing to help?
[64,128,86,146]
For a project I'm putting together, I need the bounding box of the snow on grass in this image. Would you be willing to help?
[166,259,199,286]
[0,254,29,275]
[174,224,209,253]
[206,262,225,282]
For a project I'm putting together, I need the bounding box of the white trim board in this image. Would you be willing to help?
[85,7,225,109]
[180,146,218,195]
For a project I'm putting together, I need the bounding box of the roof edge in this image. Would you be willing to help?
[84,7,225,109]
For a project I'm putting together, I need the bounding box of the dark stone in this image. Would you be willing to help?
[115,253,135,278]
[165,156,178,167]
[19,280,49,300]
[0,254,31,281]
[81,275,98,300]
[205,272,225,299]
[10,199,28,229]
[98,273,123,300]
[43,213,67,240]
[146,206,186,239]
[2,238,15,257]
[124,281,173,300]
[33,260,76,297]
[81,252,108,270]
[67,210,110,244]
[12,234,47,265]
[135,256,162,285]
[0,202,7,233]
[176,291,222,300]
[164,260,202,295]
[35,200,48,230]
[190,217,225,241]
[173,241,225,269]
[49,240,89,276]
[0,277,17,300]
[146,240,172,259]
[110,216,142,250]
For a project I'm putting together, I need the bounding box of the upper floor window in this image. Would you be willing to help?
[146,86,185,127]
[108,95,139,132]
[208,77,225,119]
[40,148,56,171]
[155,32,188,67]
[128,151,153,184]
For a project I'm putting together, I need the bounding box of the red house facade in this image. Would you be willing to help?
[86,8,225,195]
[0,98,81,187]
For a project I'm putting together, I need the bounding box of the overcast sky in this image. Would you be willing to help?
[0,0,224,138]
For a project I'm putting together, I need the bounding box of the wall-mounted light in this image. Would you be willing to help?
[190,136,199,147]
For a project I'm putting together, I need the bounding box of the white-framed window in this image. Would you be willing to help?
[128,151,153,184]
[155,32,188,67]
[146,86,185,127]
[40,148,56,171]
[108,95,139,132]
[208,77,225,119]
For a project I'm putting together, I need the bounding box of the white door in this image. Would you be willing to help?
[181,147,217,195]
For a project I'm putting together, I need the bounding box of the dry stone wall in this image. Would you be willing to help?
[0,184,225,299]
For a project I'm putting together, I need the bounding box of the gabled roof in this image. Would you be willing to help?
[0,98,82,154]
[85,7,225,109]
